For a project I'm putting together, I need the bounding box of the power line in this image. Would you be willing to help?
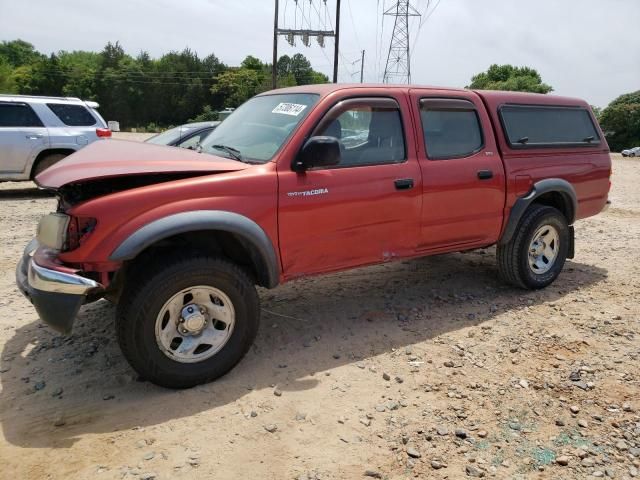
[273,0,340,86]
[410,0,442,61]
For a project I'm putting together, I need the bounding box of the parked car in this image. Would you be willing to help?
[17,84,612,388]
[621,147,640,157]
[0,94,110,181]
[145,121,220,149]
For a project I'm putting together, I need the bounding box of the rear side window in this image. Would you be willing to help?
[500,105,600,148]
[420,99,483,159]
[0,103,44,127]
[47,103,97,126]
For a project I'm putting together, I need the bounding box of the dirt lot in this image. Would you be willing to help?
[0,154,638,480]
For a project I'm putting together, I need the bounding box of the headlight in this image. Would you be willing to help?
[36,213,70,250]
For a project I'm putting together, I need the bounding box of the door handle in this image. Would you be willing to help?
[394,178,414,190]
[477,170,493,180]
[25,134,44,140]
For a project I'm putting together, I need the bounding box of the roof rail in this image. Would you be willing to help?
[0,94,84,102]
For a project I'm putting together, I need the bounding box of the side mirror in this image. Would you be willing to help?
[293,136,341,172]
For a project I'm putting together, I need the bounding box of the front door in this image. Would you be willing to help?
[409,90,506,250]
[278,95,422,278]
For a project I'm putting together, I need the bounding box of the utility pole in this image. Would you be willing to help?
[272,0,340,88]
[272,0,279,89]
[333,0,341,83]
[360,49,365,83]
[383,1,420,84]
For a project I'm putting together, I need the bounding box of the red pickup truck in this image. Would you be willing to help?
[17,84,611,388]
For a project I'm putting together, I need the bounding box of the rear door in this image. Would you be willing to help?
[0,102,48,174]
[409,89,506,250]
[278,93,422,277]
[44,102,99,148]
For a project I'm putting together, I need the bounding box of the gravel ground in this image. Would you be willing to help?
[0,154,638,480]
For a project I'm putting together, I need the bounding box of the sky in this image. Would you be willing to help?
[0,0,638,107]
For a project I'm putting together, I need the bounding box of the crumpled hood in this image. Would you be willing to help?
[36,139,250,189]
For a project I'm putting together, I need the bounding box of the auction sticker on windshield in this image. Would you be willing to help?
[272,103,307,116]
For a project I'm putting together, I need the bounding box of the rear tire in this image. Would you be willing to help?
[32,153,68,177]
[497,205,569,289]
[116,255,260,388]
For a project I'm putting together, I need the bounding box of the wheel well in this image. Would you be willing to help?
[532,191,574,224]
[123,230,271,288]
[31,149,75,178]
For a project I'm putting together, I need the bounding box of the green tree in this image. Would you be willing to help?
[0,39,327,128]
[599,91,640,152]
[467,64,553,94]
[241,55,264,71]
[0,57,17,92]
[59,51,100,99]
[0,39,43,67]
[211,68,261,107]
[189,105,219,122]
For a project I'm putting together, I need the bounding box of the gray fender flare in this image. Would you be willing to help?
[499,178,577,247]
[109,210,279,288]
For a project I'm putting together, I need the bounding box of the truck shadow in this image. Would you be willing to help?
[0,249,607,448]
[0,186,53,200]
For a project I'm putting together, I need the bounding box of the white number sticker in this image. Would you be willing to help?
[272,103,307,116]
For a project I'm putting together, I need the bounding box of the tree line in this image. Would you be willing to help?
[0,39,328,129]
[1,43,637,150]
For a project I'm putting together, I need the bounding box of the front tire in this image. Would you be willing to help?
[116,256,260,388]
[497,205,569,289]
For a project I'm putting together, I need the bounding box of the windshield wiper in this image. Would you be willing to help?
[211,144,243,161]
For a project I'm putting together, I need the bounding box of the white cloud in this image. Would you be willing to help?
[1,0,638,106]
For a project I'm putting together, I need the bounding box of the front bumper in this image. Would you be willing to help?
[16,240,103,334]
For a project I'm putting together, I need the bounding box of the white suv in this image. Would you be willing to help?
[0,94,111,181]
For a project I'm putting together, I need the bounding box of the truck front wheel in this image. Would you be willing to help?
[116,256,260,388]
[497,205,569,289]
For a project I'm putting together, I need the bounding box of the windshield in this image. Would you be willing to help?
[146,125,196,145]
[199,93,319,163]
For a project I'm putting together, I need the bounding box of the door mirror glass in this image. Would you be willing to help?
[293,136,341,172]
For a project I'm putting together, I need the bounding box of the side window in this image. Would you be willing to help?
[499,105,600,148]
[420,98,484,160]
[0,103,44,127]
[178,130,211,149]
[314,97,406,167]
[46,103,97,126]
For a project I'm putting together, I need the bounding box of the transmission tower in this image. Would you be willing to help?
[383,1,421,84]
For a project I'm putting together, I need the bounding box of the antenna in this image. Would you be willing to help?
[383,1,421,84]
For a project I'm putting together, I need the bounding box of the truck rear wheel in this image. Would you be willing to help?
[33,153,67,177]
[116,255,260,388]
[497,204,569,289]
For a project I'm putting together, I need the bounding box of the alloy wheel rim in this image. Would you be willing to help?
[155,286,235,363]
[528,224,560,275]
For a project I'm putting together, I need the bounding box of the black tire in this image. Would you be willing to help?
[497,204,569,289]
[33,153,68,177]
[116,255,260,388]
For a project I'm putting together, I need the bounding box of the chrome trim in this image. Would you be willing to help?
[25,238,39,257]
[28,259,102,295]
